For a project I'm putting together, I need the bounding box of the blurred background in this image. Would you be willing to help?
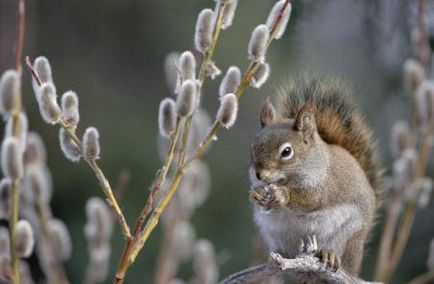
[1,0,433,283]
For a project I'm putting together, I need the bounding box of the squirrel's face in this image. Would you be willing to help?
[250,98,318,187]
[250,121,316,186]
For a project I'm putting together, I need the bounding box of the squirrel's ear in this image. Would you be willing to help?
[294,102,316,141]
[260,98,276,128]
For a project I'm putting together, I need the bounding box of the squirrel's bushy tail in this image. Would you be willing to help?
[277,74,382,208]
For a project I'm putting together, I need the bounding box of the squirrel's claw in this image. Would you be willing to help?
[318,250,340,272]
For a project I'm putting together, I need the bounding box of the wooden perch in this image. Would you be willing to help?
[219,253,382,284]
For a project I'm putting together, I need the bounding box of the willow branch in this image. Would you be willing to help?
[383,126,434,280]
[25,59,132,239]
[10,180,20,284]
[220,253,380,284]
[177,1,228,167]
[9,1,26,280]
[128,0,292,266]
[132,116,182,237]
[15,0,25,74]
[374,193,402,280]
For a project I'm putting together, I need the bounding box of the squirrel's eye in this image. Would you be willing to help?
[279,143,294,160]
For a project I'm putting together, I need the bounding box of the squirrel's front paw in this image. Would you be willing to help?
[249,185,288,210]
[250,186,272,208]
[317,250,341,272]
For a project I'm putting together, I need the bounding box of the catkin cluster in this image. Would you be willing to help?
[30,56,101,162]
[377,40,434,279]
[16,0,293,282]
[1,65,74,283]
[388,58,434,207]
[21,132,73,282]
[0,68,34,282]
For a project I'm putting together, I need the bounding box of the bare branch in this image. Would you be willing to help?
[220,253,382,284]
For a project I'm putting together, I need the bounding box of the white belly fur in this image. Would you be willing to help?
[254,204,363,258]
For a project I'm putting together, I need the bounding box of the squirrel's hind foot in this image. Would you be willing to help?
[317,250,341,272]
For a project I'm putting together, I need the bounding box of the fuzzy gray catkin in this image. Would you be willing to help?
[178,160,211,211]
[0,70,21,117]
[248,25,269,63]
[15,220,34,258]
[34,56,53,84]
[219,0,238,29]
[195,9,215,54]
[5,112,28,152]
[177,80,197,117]
[250,62,270,88]
[86,245,111,283]
[47,219,72,261]
[219,66,241,97]
[193,239,218,284]
[392,149,418,193]
[84,197,113,243]
[403,149,419,180]
[83,127,100,160]
[172,221,196,261]
[25,132,47,165]
[179,51,196,82]
[217,93,238,128]
[1,137,23,180]
[414,178,433,208]
[390,120,411,158]
[37,82,61,124]
[59,128,81,162]
[32,56,52,94]
[24,165,53,206]
[266,0,292,40]
[158,98,177,138]
[61,91,80,127]
[414,80,434,125]
[403,58,425,94]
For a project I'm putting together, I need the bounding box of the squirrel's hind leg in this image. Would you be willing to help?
[341,229,366,276]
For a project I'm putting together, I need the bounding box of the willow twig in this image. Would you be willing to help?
[9,1,26,282]
[127,2,292,270]
[177,1,228,167]
[26,59,132,240]
[132,117,182,237]
[382,125,434,280]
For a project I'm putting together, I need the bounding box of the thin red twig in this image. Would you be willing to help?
[15,0,25,74]
[26,56,43,86]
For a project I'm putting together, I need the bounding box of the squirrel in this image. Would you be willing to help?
[249,75,382,277]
